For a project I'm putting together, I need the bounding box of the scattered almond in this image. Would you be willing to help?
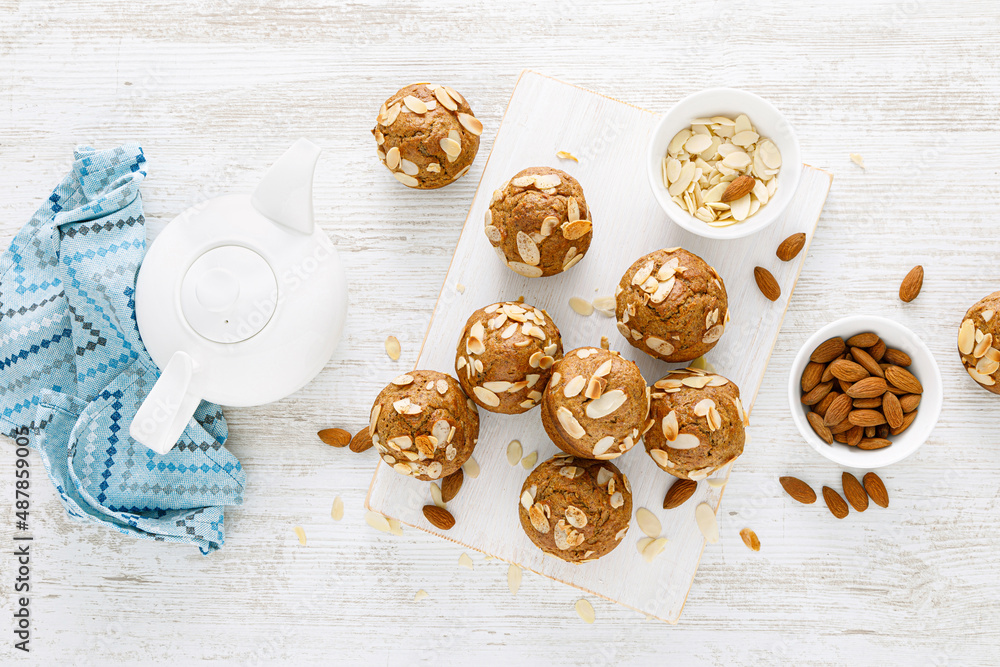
[822,486,850,519]
[365,510,392,533]
[863,472,889,507]
[414,589,429,602]
[331,496,344,521]
[635,507,662,538]
[462,456,480,478]
[458,552,474,570]
[441,469,464,502]
[384,335,401,360]
[507,564,522,594]
[695,503,720,543]
[294,525,307,546]
[506,439,523,466]
[721,175,755,203]
[739,527,761,552]
[520,451,538,469]
[841,472,869,512]
[318,428,351,447]
[779,476,817,504]
[423,504,455,530]
[350,427,374,453]
[663,478,697,509]
[899,265,923,303]
[556,150,579,162]
[575,598,595,624]
[753,266,781,301]
[776,232,806,261]
[569,296,594,316]
[850,153,865,168]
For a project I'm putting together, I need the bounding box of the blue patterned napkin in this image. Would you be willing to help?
[0,144,245,553]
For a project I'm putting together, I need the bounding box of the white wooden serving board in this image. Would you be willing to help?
[367,70,832,624]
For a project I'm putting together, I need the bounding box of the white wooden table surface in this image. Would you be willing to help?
[1,1,999,664]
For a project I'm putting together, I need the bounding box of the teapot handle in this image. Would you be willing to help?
[250,138,322,235]
[129,351,204,455]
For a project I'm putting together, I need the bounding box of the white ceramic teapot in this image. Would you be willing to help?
[130,139,348,455]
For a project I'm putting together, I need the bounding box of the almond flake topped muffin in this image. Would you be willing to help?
[958,291,1000,393]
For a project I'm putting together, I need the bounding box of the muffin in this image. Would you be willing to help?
[643,368,747,480]
[615,248,729,362]
[958,291,1000,393]
[456,301,563,414]
[373,83,482,189]
[485,167,593,278]
[518,454,631,563]
[370,370,479,480]
[540,347,651,459]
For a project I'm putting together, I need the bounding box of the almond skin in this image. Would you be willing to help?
[823,393,853,426]
[807,411,833,444]
[779,476,817,504]
[882,392,904,429]
[899,265,924,302]
[319,428,352,447]
[441,469,464,503]
[422,504,456,530]
[822,486,850,519]
[349,427,374,453]
[776,232,806,262]
[885,365,923,394]
[753,266,781,302]
[811,337,846,364]
[829,359,870,383]
[845,376,888,399]
[721,175,755,202]
[842,472,869,512]
[863,472,890,507]
[663,478,697,509]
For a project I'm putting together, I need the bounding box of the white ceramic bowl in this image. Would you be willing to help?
[646,87,801,240]
[788,315,943,469]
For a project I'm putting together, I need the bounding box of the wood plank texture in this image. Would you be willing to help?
[367,71,833,623]
[1,0,999,663]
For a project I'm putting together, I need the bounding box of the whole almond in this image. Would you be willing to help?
[850,347,884,378]
[441,469,464,503]
[845,376,888,398]
[776,233,806,262]
[890,409,918,435]
[829,359,870,382]
[721,175,755,202]
[319,428,352,447]
[899,394,921,413]
[663,478,697,509]
[882,392,904,429]
[847,425,863,446]
[753,266,781,302]
[801,362,824,392]
[810,337,846,363]
[813,391,838,417]
[820,360,838,383]
[885,365,923,394]
[841,472,869,512]
[867,338,886,362]
[852,397,882,408]
[899,265,924,302]
[822,486,849,519]
[830,419,855,435]
[865,426,877,438]
[883,348,912,367]
[801,381,833,406]
[422,504,456,530]
[876,424,890,439]
[739,527,761,552]
[863,472,889,507]
[349,427,374,452]
[858,437,892,450]
[779,476,817,504]
[846,333,880,348]
[848,409,886,427]
[823,393,853,426]
[807,411,833,444]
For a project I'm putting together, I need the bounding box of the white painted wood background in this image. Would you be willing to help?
[1,0,998,664]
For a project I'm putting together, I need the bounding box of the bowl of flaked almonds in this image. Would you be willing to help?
[646,87,801,240]
[788,315,942,468]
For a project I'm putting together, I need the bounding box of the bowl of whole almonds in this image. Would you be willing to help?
[646,88,801,240]
[788,315,942,468]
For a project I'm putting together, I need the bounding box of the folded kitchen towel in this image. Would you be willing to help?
[0,144,245,553]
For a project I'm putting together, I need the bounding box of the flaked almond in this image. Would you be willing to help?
[318,427,351,447]
[845,376,887,399]
[822,393,853,426]
[882,392,904,429]
[829,359,869,382]
[841,472,869,512]
[850,346,884,378]
[441,469,464,502]
[739,527,761,552]
[776,232,806,262]
[753,266,781,301]
[720,175,755,202]
[385,335,401,360]
[695,503,720,543]
[779,476,817,504]
[885,365,923,394]
[899,265,924,302]
[811,337,846,363]
[846,332,880,348]
[350,427,374,453]
[422,504,456,530]
[822,486,850,519]
[863,472,889,507]
[801,362,825,392]
[807,411,833,444]
[662,478,697,509]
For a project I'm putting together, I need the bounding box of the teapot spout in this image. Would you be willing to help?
[251,138,322,235]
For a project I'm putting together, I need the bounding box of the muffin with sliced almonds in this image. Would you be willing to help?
[643,367,747,480]
[456,301,563,414]
[540,347,651,460]
[486,167,593,278]
[959,291,1000,394]
[615,248,728,362]
[370,370,479,480]
[518,454,631,563]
